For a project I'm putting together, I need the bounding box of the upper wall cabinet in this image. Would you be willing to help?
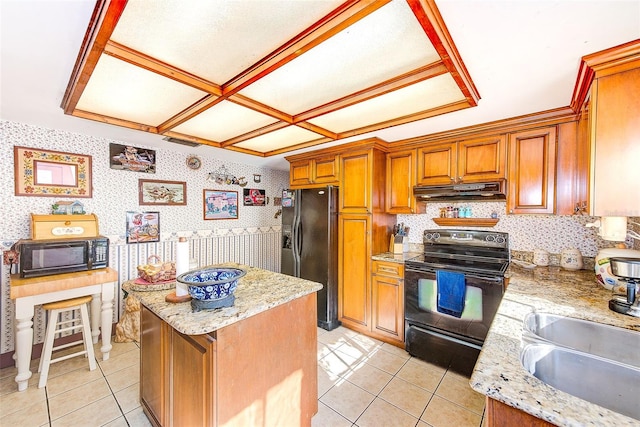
[589,61,640,216]
[416,135,506,186]
[571,40,640,217]
[289,155,340,188]
[507,127,557,214]
[385,149,425,214]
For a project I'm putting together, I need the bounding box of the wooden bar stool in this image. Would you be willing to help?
[38,295,96,388]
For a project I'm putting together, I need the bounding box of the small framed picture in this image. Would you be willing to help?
[110,143,156,173]
[139,179,186,205]
[203,190,238,220]
[126,211,160,244]
[243,188,266,206]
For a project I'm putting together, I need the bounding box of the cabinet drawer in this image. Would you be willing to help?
[372,260,403,278]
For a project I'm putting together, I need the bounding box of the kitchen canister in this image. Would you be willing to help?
[533,249,550,266]
[561,248,583,270]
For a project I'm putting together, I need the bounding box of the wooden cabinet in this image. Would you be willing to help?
[338,214,371,328]
[140,305,169,426]
[140,294,318,427]
[289,155,339,188]
[371,260,404,345]
[589,66,640,216]
[485,398,555,427]
[385,149,425,214]
[141,305,215,426]
[507,127,557,214]
[339,149,374,213]
[416,135,506,185]
[337,142,396,344]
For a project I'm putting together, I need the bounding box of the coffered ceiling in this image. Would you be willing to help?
[61,0,478,157]
[2,1,638,170]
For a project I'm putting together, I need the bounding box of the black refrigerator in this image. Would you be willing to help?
[281,186,340,331]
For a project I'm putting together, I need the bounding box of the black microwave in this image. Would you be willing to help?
[17,236,109,278]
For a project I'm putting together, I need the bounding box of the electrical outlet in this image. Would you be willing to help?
[3,250,18,266]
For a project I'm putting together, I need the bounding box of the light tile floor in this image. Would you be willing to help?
[0,326,485,427]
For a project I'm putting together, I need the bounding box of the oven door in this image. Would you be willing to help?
[404,264,504,345]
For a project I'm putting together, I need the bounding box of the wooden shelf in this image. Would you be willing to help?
[432,218,499,227]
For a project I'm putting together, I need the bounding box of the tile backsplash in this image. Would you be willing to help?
[398,203,639,258]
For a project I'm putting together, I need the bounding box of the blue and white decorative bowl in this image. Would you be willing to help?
[177,267,246,301]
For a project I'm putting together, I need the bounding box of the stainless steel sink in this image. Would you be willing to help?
[521,343,640,421]
[522,312,640,367]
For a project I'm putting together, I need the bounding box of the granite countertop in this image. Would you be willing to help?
[372,251,422,263]
[122,263,322,336]
[471,265,640,427]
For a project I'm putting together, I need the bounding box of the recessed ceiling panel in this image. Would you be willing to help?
[75,55,207,125]
[111,0,344,84]
[239,0,440,114]
[309,73,466,132]
[173,100,279,142]
[233,125,322,153]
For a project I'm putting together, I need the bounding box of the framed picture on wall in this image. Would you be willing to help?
[126,211,160,244]
[109,143,156,173]
[13,146,93,198]
[203,190,238,220]
[243,188,266,206]
[139,179,186,205]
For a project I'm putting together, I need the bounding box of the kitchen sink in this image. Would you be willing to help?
[521,343,640,421]
[521,313,640,421]
[522,312,640,367]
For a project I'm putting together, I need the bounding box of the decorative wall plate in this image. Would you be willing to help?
[186,155,202,170]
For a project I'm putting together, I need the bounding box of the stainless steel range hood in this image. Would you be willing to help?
[414,180,506,202]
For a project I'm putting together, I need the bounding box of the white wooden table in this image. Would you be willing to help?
[10,268,118,391]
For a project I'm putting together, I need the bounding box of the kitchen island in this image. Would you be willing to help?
[471,265,640,427]
[123,263,323,427]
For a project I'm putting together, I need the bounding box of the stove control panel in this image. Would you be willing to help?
[423,229,509,249]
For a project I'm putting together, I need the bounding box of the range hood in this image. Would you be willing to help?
[414,180,506,202]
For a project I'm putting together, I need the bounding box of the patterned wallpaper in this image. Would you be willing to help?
[1,120,289,241]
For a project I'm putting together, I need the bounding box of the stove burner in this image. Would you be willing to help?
[409,229,510,276]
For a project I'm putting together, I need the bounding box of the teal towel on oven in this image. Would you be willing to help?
[436,270,466,318]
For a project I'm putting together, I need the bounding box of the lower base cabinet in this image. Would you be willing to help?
[140,294,318,427]
[371,260,404,346]
[485,398,556,427]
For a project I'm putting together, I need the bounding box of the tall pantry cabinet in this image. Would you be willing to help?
[337,140,396,338]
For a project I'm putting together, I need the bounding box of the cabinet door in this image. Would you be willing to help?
[290,160,312,187]
[371,267,404,344]
[417,142,456,185]
[507,127,557,214]
[591,67,640,216]
[340,150,371,213]
[458,135,506,183]
[338,214,371,330]
[170,330,216,426]
[140,306,169,427]
[386,149,419,214]
[313,155,340,184]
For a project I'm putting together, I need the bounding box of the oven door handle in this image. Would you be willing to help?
[405,267,504,283]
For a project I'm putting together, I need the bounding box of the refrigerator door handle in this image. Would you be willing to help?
[292,198,301,277]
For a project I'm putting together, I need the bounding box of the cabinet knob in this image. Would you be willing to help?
[510,209,514,214]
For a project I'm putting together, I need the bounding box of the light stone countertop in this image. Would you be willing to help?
[371,251,422,263]
[471,265,640,427]
[122,263,322,336]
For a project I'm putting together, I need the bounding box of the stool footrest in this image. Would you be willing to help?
[51,339,85,353]
[51,349,90,365]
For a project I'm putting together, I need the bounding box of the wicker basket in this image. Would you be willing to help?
[137,255,176,283]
